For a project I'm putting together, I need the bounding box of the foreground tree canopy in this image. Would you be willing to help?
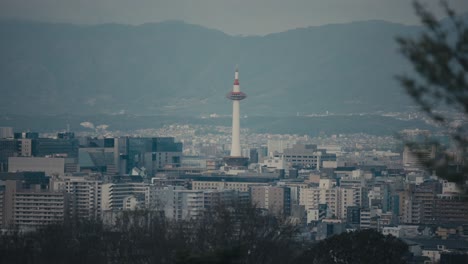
[0,206,409,264]
[397,0,468,187]
[296,229,408,264]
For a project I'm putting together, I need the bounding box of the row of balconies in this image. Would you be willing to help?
[15,202,64,206]
[14,209,64,213]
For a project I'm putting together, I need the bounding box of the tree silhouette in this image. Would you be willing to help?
[0,203,299,264]
[296,229,408,264]
[396,0,468,187]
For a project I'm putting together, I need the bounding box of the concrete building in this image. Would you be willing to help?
[151,186,204,220]
[78,147,118,174]
[408,181,441,224]
[360,209,371,229]
[0,139,17,172]
[306,204,327,224]
[35,137,79,158]
[249,148,259,164]
[267,139,297,156]
[316,219,345,240]
[0,174,64,229]
[0,185,3,227]
[101,182,150,212]
[338,187,363,219]
[52,176,102,220]
[8,156,67,176]
[181,156,208,169]
[346,206,361,227]
[119,137,183,176]
[18,138,34,157]
[190,175,277,192]
[13,188,65,229]
[278,144,336,170]
[193,180,266,192]
[403,145,436,168]
[300,187,320,210]
[319,187,338,218]
[382,226,403,237]
[14,132,39,140]
[0,127,13,139]
[261,156,288,172]
[250,185,291,217]
[432,194,468,225]
[368,184,391,212]
[203,189,244,209]
[299,179,362,220]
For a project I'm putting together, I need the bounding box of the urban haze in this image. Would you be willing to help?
[0,1,467,264]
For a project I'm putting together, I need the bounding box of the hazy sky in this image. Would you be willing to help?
[1,0,467,35]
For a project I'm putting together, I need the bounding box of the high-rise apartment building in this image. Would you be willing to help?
[52,176,102,220]
[0,173,64,230]
[250,185,291,217]
[13,188,65,229]
[101,182,150,212]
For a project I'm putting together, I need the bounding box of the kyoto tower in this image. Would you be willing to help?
[224,68,249,167]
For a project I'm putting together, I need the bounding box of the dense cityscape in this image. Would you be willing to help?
[0,71,467,263]
[1,1,468,263]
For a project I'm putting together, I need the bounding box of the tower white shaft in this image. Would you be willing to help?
[226,68,246,157]
[231,100,241,156]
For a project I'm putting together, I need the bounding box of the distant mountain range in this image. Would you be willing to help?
[0,19,430,116]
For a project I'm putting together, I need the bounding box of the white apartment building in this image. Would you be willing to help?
[101,182,150,212]
[192,180,265,192]
[52,176,102,219]
[151,186,204,220]
[13,190,65,229]
[300,187,320,210]
[300,179,362,220]
[360,209,371,229]
[0,180,65,230]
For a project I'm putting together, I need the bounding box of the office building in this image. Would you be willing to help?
[120,137,182,176]
[278,144,336,169]
[35,137,79,158]
[0,139,17,172]
[8,156,69,176]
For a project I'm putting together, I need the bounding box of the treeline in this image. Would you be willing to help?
[0,204,408,264]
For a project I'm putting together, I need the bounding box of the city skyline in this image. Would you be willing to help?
[0,0,467,263]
